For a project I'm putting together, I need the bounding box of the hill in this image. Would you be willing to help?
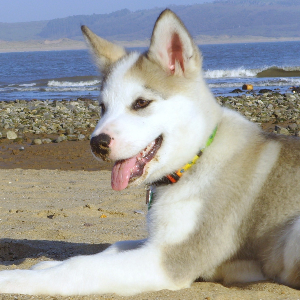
[1,1,300,43]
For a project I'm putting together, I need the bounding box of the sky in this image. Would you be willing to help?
[0,0,215,23]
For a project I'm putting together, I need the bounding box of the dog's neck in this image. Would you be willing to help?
[146,126,218,209]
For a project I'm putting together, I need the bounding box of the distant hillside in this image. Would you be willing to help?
[1,1,300,42]
[0,20,48,41]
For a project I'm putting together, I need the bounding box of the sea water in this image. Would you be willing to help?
[0,41,300,102]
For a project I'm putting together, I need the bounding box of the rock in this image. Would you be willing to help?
[6,131,17,140]
[66,127,74,135]
[288,123,298,131]
[42,138,52,144]
[259,89,273,94]
[43,113,52,120]
[230,89,243,93]
[291,86,300,93]
[54,135,67,143]
[32,139,42,145]
[242,84,253,91]
[77,134,86,141]
[285,94,296,101]
[275,126,290,135]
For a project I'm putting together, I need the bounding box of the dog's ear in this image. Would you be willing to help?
[81,25,127,73]
[148,9,201,77]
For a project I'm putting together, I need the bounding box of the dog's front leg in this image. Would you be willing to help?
[30,239,147,271]
[0,243,176,295]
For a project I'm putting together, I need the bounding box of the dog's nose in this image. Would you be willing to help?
[90,133,111,161]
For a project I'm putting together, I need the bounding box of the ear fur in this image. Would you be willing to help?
[81,25,127,73]
[148,9,202,77]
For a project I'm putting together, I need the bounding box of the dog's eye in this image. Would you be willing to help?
[132,98,152,110]
[99,103,106,115]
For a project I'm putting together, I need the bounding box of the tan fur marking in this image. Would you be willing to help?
[81,25,126,73]
[126,55,197,99]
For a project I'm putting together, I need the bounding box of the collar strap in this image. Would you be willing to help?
[146,126,218,209]
[155,126,217,186]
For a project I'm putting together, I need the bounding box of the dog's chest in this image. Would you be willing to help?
[148,182,204,245]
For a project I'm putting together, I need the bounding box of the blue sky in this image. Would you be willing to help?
[0,0,214,23]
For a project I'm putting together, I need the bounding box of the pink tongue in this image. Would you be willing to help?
[111,156,138,191]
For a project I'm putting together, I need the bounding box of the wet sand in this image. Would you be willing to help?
[1,138,300,299]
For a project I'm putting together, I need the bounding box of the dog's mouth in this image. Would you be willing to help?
[111,135,163,191]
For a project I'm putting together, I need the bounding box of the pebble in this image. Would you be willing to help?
[54,135,67,143]
[0,98,101,143]
[6,130,17,140]
[42,138,52,144]
[0,92,300,143]
[216,91,300,136]
[77,134,86,141]
[32,139,42,145]
[275,126,290,135]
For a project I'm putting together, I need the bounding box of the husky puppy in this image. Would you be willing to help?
[0,9,300,296]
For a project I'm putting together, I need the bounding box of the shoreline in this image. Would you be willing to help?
[1,36,300,53]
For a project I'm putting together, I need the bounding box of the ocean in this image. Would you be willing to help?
[1,41,300,102]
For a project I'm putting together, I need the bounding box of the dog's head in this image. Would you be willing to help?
[82,9,220,190]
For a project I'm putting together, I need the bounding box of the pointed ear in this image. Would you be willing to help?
[81,25,127,73]
[148,9,201,77]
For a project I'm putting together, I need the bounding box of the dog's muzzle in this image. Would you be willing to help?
[90,133,111,161]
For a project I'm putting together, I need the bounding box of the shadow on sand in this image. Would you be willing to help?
[0,238,111,266]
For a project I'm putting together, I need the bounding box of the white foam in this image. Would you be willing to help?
[47,80,100,87]
[204,68,258,79]
[44,87,99,92]
[15,87,40,92]
[19,83,37,87]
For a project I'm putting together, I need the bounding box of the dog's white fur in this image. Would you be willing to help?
[1,9,300,295]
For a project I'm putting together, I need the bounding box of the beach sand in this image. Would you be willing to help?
[1,138,300,299]
[2,36,300,53]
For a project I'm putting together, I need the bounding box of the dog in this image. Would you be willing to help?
[1,9,300,296]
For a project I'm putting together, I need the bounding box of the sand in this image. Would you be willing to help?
[1,139,300,299]
[2,36,300,53]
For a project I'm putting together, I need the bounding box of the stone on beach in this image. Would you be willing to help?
[42,138,52,144]
[0,98,101,142]
[32,138,42,145]
[6,130,17,140]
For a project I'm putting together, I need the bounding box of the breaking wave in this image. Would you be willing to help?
[205,66,300,79]
[205,68,257,78]
[47,79,100,87]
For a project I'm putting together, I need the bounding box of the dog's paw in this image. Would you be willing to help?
[0,269,31,294]
[30,260,62,270]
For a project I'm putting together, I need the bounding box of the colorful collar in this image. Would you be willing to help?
[146,126,218,209]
